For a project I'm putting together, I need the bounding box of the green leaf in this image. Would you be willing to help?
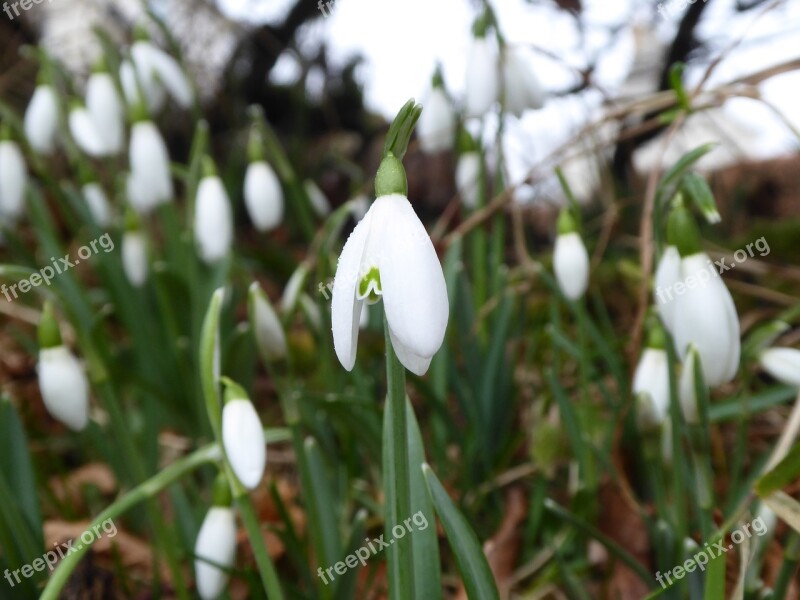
[407,401,443,599]
[703,536,727,600]
[199,288,225,438]
[422,465,500,600]
[756,443,800,497]
[681,172,720,224]
[656,143,717,204]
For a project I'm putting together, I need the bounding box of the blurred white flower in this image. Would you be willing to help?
[465,35,499,118]
[249,282,287,361]
[82,182,112,227]
[128,120,173,213]
[244,161,283,232]
[222,394,266,490]
[501,47,545,117]
[759,347,800,387]
[672,252,740,386]
[194,175,233,264]
[348,193,369,221]
[0,140,27,222]
[86,72,124,155]
[131,41,193,110]
[194,506,237,600]
[633,347,670,429]
[120,59,165,113]
[38,346,89,431]
[553,231,589,300]
[331,192,448,375]
[304,180,331,218]
[654,245,680,333]
[417,86,456,154]
[24,84,59,155]
[69,106,107,157]
[282,263,309,315]
[122,230,148,287]
[455,151,481,210]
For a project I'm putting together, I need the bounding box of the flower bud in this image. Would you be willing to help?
[24,84,59,154]
[221,379,266,490]
[194,504,236,600]
[244,161,283,232]
[759,347,800,387]
[194,169,233,264]
[248,282,287,362]
[553,210,589,301]
[0,139,27,222]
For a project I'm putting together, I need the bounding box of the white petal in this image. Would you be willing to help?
[455,152,481,210]
[378,194,449,364]
[417,88,456,154]
[38,346,89,431]
[632,348,669,426]
[129,121,173,211]
[122,231,148,287]
[389,327,432,376]
[553,232,589,300]
[70,107,108,157]
[465,37,499,118]
[502,48,545,117]
[82,183,112,226]
[86,73,124,154]
[673,253,740,386]
[653,246,680,334]
[331,210,374,371]
[244,161,283,231]
[194,507,237,600]
[760,347,800,387]
[222,399,266,489]
[24,85,59,154]
[281,263,309,315]
[0,141,27,222]
[194,176,233,264]
[130,43,168,113]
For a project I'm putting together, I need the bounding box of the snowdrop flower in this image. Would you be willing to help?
[455,151,482,210]
[332,153,448,375]
[195,481,237,600]
[553,209,589,301]
[82,182,112,227]
[69,105,107,157]
[759,347,800,387]
[668,203,740,386]
[221,380,266,490]
[282,263,309,315]
[0,138,27,222]
[122,215,148,287]
[465,22,499,118]
[120,59,165,113]
[128,120,173,213]
[633,333,670,429]
[194,161,233,264]
[248,282,287,361]
[131,40,193,110]
[37,304,89,431]
[417,70,456,154]
[244,160,283,231]
[24,84,59,154]
[501,47,545,117]
[86,71,124,154]
[304,180,331,218]
[653,245,680,333]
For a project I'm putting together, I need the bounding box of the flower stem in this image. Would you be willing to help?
[383,314,414,600]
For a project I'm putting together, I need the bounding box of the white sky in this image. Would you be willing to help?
[219,0,800,194]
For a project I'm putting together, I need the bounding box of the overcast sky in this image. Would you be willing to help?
[218,0,800,196]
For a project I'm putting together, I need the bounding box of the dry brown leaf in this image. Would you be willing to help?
[49,463,117,504]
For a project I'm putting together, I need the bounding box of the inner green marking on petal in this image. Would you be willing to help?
[357,266,382,304]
